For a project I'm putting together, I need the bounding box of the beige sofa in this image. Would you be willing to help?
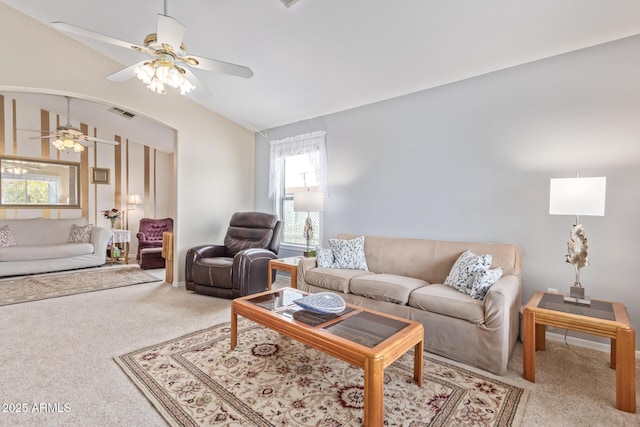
[0,217,112,277]
[297,233,522,375]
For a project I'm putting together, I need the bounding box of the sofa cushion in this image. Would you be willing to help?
[68,224,94,243]
[443,250,492,295]
[0,243,95,262]
[0,225,17,248]
[408,283,485,323]
[470,267,503,300]
[329,236,368,270]
[350,274,429,305]
[304,267,373,293]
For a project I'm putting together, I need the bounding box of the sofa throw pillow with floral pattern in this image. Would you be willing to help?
[68,224,94,243]
[0,225,17,248]
[316,248,335,268]
[328,236,368,270]
[444,250,492,295]
[470,267,503,300]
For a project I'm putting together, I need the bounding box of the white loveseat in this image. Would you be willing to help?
[297,233,522,375]
[0,217,112,277]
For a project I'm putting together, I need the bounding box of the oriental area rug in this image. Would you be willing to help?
[0,266,162,306]
[116,319,528,426]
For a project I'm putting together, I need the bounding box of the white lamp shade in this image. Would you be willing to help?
[549,177,606,216]
[294,191,324,212]
[127,194,142,205]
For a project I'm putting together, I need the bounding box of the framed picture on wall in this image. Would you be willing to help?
[91,167,110,184]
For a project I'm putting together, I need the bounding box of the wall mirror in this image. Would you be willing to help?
[0,156,81,208]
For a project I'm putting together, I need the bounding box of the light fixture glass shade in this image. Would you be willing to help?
[293,191,324,212]
[127,194,142,205]
[549,177,606,216]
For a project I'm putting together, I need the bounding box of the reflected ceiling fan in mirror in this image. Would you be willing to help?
[51,0,253,97]
[23,96,119,153]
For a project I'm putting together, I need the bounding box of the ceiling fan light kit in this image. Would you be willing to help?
[134,58,195,95]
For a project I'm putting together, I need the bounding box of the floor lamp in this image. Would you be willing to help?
[549,175,606,303]
[293,190,324,257]
[125,194,142,230]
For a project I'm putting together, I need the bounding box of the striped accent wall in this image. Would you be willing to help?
[0,95,173,258]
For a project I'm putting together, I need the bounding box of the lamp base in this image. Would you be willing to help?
[564,285,591,306]
[569,285,585,299]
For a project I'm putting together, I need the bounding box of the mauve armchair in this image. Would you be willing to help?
[185,212,283,299]
[136,217,173,262]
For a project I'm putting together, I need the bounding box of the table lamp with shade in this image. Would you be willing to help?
[293,189,324,257]
[549,175,606,303]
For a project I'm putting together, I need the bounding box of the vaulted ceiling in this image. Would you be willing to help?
[2,0,640,134]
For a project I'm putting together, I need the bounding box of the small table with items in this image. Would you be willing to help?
[268,256,303,290]
[522,291,636,413]
[109,229,131,265]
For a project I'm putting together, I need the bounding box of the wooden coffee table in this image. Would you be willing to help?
[231,288,424,426]
[523,291,636,413]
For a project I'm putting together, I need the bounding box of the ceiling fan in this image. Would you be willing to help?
[25,96,119,152]
[51,0,253,97]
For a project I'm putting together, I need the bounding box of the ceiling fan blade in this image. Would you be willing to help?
[82,136,120,146]
[106,61,147,82]
[181,68,211,99]
[52,22,151,54]
[184,54,254,79]
[156,14,186,51]
[29,135,57,140]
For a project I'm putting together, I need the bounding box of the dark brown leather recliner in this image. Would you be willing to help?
[185,212,283,299]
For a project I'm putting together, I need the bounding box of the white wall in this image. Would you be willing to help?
[255,34,640,349]
[0,3,254,281]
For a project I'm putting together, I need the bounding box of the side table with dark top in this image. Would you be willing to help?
[268,257,303,290]
[523,291,636,413]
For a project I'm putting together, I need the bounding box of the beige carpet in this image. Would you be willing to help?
[0,276,638,426]
[0,265,162,306]
[116,319,528,426]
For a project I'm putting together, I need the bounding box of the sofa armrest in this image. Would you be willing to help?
[136,232,146,242]
[232,248,279,296]
[296,256,317,287]
[91,227,112,263]
[483,275,521,329]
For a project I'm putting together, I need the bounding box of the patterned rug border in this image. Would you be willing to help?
[0,266,162,306]
[116,320,529,426]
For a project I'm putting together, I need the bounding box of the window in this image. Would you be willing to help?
[270,131,327,248]
[282,154,320,246]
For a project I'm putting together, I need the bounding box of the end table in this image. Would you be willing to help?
[523,291,636,413]
[109,229,131,265]
[268,257,303,290]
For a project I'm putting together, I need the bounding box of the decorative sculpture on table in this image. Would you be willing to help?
[566,223,589,293]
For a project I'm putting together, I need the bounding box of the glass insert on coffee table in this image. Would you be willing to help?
[231,288,424,426]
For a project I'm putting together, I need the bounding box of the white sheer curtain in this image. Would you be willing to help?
[269,131,328,198]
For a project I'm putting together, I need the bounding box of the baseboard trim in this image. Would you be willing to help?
[546,331,640,359]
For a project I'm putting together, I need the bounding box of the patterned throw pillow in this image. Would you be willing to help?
[444,250,492,295]
[68,224,94,243]
[470,267,503,300]
[316,248,335,268]
[0,225,17,248]
[328,236,368,270]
